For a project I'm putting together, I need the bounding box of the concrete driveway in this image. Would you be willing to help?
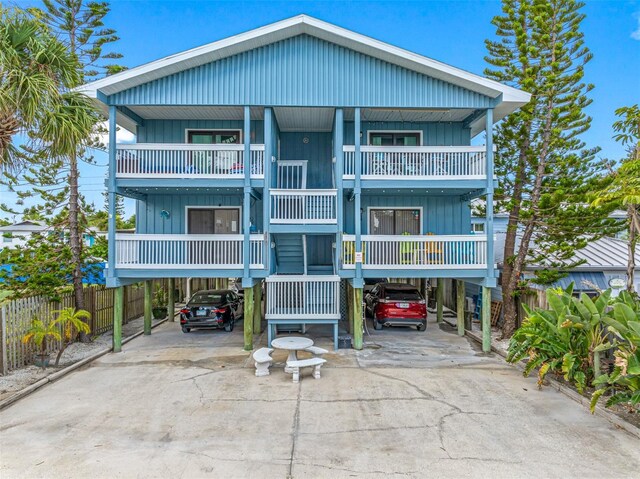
[1,318,638,479]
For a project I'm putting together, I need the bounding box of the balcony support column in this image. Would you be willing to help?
[113,286,123,353]
[436,278,444,323]
[107,104,117,280]
[144,280,152,335]
[485,108,495,279]
[482,286,491,352]
[334,108,344,271]
[263,108,273,272]
[352,286,363,350]
[456,280,465,336]
[243,106,251,282]
[253,280,262,334]
[354,107,362,280]
[168,278,175,322]
[243,285,254,351]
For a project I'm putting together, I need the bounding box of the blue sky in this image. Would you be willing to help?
[4,0,640,219]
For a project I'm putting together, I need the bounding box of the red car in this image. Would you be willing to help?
[365,283,427,331]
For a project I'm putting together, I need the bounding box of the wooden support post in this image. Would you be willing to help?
[482,286,491,352]
[243,286,254,351]
[168,278,175,322]
[113,287,123,353]
[144,280,152,335]
[436,278,444,323]
[456,280,465,336]
[346,282,354,334]
[353,287,363,350]
[253,281,262,334]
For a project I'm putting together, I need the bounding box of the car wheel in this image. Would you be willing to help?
[417,323,426,331]
[373,318,383,330]
[225,314,235,332]
[181,326,191,333]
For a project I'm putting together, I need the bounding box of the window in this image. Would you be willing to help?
[473,223,485,233]
[369,131,421,146]
[2,234,12,243]
[187,208,240,234]
[187,130,241,144]
[369,209,421,235]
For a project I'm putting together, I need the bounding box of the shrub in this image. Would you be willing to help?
[506,284,611,394]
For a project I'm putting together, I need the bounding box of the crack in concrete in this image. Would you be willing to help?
[295,461,420,476]
[287,383,302,479]
[298,424,437,436]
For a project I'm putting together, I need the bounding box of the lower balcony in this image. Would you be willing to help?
[114,234,266,275]
[341,235,488,274]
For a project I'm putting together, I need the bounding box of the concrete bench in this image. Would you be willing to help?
[304,346,328,358]
[286,357,326,383]
[267,319,339,350]
[253,347,274,377]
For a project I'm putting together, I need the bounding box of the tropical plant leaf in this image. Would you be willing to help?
[590,388,606,413]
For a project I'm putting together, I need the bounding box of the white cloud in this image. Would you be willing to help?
[96,121,136,146]
[632,13,640,40]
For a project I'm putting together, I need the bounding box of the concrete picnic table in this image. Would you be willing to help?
[271,336,314,373]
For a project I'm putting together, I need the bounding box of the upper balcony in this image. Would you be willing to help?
[342,145,493,189]
[115,143,265,189]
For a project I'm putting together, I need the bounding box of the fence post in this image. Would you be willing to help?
[0,305,7,375]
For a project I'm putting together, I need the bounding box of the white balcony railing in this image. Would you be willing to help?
[265,275,341,319]
[270,189,337,224]
[343,146,488,179]
[115,144,265,179]
[342,235,487,269]
[115,234,265,269]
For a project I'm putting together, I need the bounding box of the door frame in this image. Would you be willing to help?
[184,206,243,234]
[366,206,424,235]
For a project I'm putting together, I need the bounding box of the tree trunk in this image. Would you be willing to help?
[68,152,88,342]
[627,204,638,294]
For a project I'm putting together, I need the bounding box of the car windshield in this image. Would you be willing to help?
[190,293,224,304]
[384,289,422,301]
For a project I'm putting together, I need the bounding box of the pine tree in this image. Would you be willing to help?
[484,0,618,337]
[593,105,640,295]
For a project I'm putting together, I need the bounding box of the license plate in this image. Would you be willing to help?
[396,303,410,308]
[196,309,208,317]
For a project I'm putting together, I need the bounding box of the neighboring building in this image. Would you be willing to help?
[79,15,530,350]
[0,221,101,249]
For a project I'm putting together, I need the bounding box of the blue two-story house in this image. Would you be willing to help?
[80,15,530,352]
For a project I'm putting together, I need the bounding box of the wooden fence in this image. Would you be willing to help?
[0,279,176,374]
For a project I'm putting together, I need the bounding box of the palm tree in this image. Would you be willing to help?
[0,5,81,170]
[22,318,62,369]
[52,307,91,366]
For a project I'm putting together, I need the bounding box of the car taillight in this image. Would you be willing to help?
[180,308,190,314]
[378,299,389,303]
[213,307,228,314]
[417,300,426,304]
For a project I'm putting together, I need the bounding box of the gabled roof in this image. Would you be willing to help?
[79,14,530,132]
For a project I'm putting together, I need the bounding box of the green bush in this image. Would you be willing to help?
[506,284,611,394]
[590,291,640,412]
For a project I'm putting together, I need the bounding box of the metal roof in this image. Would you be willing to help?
[498,234,640,272]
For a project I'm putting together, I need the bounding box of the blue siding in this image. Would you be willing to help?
[344,121,470,146]
[138,120,264,143]
[279,132,333,188]
[343,195,472,235]
[137,194,263,234]
[110,35,493,108]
